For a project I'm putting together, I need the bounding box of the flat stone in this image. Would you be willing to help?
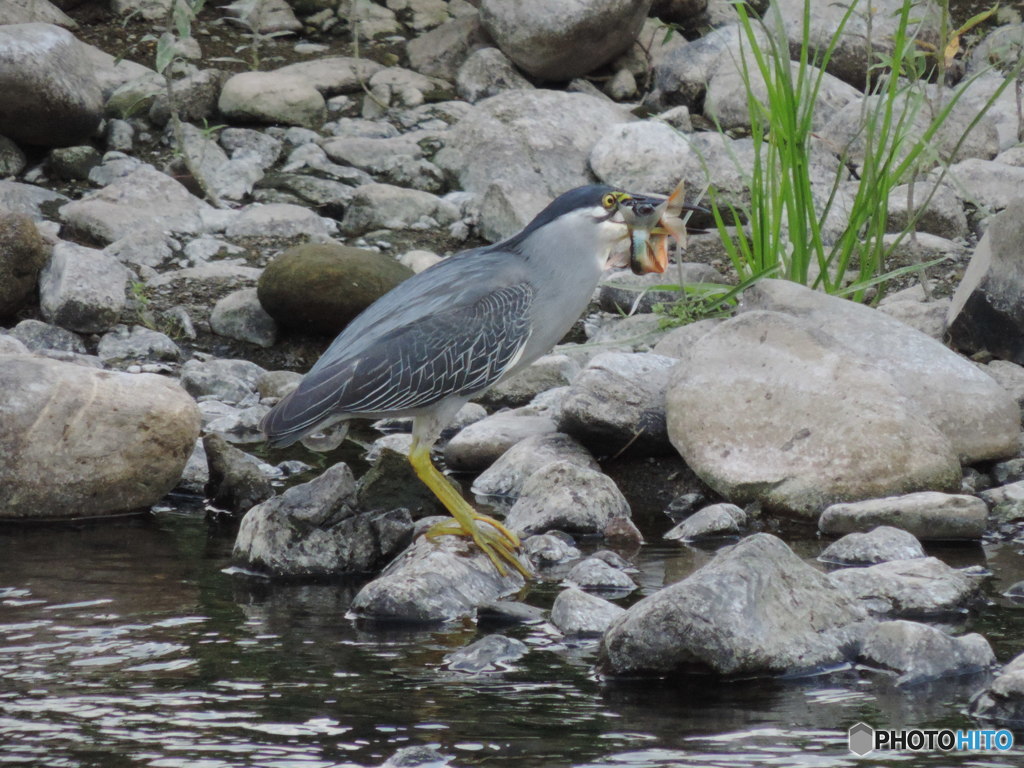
[818,492,988,540]
[818,526,926,566]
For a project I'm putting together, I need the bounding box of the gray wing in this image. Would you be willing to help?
[261,282,535,446]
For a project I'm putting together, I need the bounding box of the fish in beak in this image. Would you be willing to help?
[620,181,708,274]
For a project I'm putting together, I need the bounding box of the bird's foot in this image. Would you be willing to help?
[426,513,531,579]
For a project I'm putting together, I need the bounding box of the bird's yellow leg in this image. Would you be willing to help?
[408,442,531,579]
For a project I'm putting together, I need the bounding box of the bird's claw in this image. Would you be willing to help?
[425,513,531,579]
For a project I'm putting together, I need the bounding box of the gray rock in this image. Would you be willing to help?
[993,458,1024,486]
[886,182,967,240]
[818,492,988,541]
[970,651,1024,725]
[598,265,724,316]
[182,358,265,404]
[477,354,580,409]
[348,534,525,623]
[219,127,283,169]
[986,360,1024,410]
[0,336,30,355]
[948,198,1024,365]
[0,135,27,177]
[341,183,459,235]
[361,67,449,117]
[225,203,336,239]
[650,318,722,358]
[97,324,181,364]
[477,600,546,628]
[103,229,177,269]
[479,0,651,81]
[177,438,208,495]
[828,557,980,617]
[205,403,271,444]
[0,24,102,146]
[857,620,994,686]
[819,526,926,566]
[8,318,85,353]
[233,463,413,577]
[257,368,302,400]
[210,287,279,348]
[600,534,868,677]
[178,123,262,202]
[0,0,76,27]
[558,352,677,457]
[444,409,558,472]
[0,213,47,319]
[471,432,598,500]
[203,433,275,514]
[39,241,127,333]
[0,355,200,519]
[319,134,424,173]
[406,13,490,80]
[275,56,383,96]
[218,71,326,129]
[551,586,626,637]
[379,746,450,768]
[565,557,636,593]
[85,151,145,186]
[148,68,224,127]
[980,481,1024,525]
[504,460,632,537]
[589,121,698,194]
[0,180,68,221]
[456,47,532,103]
[355,447,446,519]
[443,634,528,672]
[48,145,100,180]
[523,532,581,567]
[223,0,301,34]
[145,263,263,292]
[876,295,950,341]
[59,166,213,244]
[664,503,745,543]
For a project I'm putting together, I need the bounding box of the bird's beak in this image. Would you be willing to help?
[619,182,708,275]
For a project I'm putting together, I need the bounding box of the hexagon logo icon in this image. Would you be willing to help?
[848,722,875,756]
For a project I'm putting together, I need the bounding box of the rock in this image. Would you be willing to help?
[970,651,1024,725]
[986,360,1024,410]
[0,24,102,146]
[233,463,413,577]
[523,531,581,567]
[504,461,632,537]
[177,123,262,202]
[819,526,926,566]
[97,324,181,364]
[210,287,279,348]
[218,71,326,129]
[477,600,546,628]
[479,0,651,81]
[275,56,383,96]
[0,180,68,222]
[224,0,301,34]
[348,534,525,623]
[7,318,85,353]
[477,354,580,409]
[225,202,335,239]
[48,145,101,180]
[663,503,745,543]
[181,358,265,404]
[598,265,724,317]
[406,13,490,81]
[341,183,459,235]
[257,242,414,336]
[39,241,127,333]
[379,746,449,768]
[360,67,449,117]
[203,433,275,514]
[0,135,27,177]
[148,69,225,127]
[456,47,532,103]
[204,403,271,444]
[444,409,558,472]
[0,355,200,519]
[589,121,698,194]
[257,368,301,400]
[471,433,598,500]
[0,0,76,27]
[941,158,1024,213]
[828,557,979,617]
[0,213,48,319]
[565,557,636,593]
[876,295,950,341]
[980,481,1024,525]
[650,318,722,358]
[551,587,626,637]
[355,447,446,519]
[857,620,994,686]
[886,182,967,241]
[558,352,678,457]
[818,492,988,541]
[0,336,30,355]
[434,90,631,241]
[59,166,213,244]
[947,198,1024,365]
[599,534,867,677]
[443,634,528,672]
[220,127,283,169]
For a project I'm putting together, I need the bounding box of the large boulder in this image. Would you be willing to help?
[0,23,102,146]
[599,534,867,677]
[257,242,414,336]
[0,355,200,519]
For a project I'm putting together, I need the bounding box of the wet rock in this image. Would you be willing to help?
[234,463,413,577]
[818,492,988,541]
[177,437,208,495]
[276,56,383,96]
[355,447,446,519]
[471,433,598,500]
[0,24,102,146]
[39,241,128,333]
[829,557,979,618]
[600,534,867,677]
[443,634,528,672]
[0,213,48,319]
[59,165,213,244]
[565,557,636,593]
[504,461,632,537]
[434,89,631,241]
[97,324,182,364]
[478,354,580,410]
[349,534,525,623]
[479,0,651,81]
[819,526,926,566]
[8,318,86,354]
[857,620,994,687]
[379,746,450,768]
[664,503,745,543]
[0,355,200,519]
[257,242,414,336]
[341,183,460,235]
[559,352,677,457]
[947,198,1024,365]
[551,586,626,637]
[210,287,279,348]
[218,71,326,129]
[444,409,558,472]
[456,47,532,103]
[970,652,1024,725]
[522,532,581,568]
[203,433,275,514]
[477,600,546,628]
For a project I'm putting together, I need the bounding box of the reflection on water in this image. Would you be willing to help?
[1,509,1023,767]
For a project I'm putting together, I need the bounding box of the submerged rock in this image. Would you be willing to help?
[971,652,1024,725]
[443,634,528,672]
[663,503,746,543]
[857,620,994,687]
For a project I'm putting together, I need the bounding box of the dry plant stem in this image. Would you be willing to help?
[350,12,388,111]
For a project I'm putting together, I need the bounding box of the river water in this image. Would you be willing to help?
[2,499,1024,768]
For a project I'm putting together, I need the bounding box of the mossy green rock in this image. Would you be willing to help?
[0,213,47,318]
[257,242,414,336]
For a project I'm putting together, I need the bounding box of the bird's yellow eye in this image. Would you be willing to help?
[601,193,617,209]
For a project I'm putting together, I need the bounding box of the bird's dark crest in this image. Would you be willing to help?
[501,184,620,252]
